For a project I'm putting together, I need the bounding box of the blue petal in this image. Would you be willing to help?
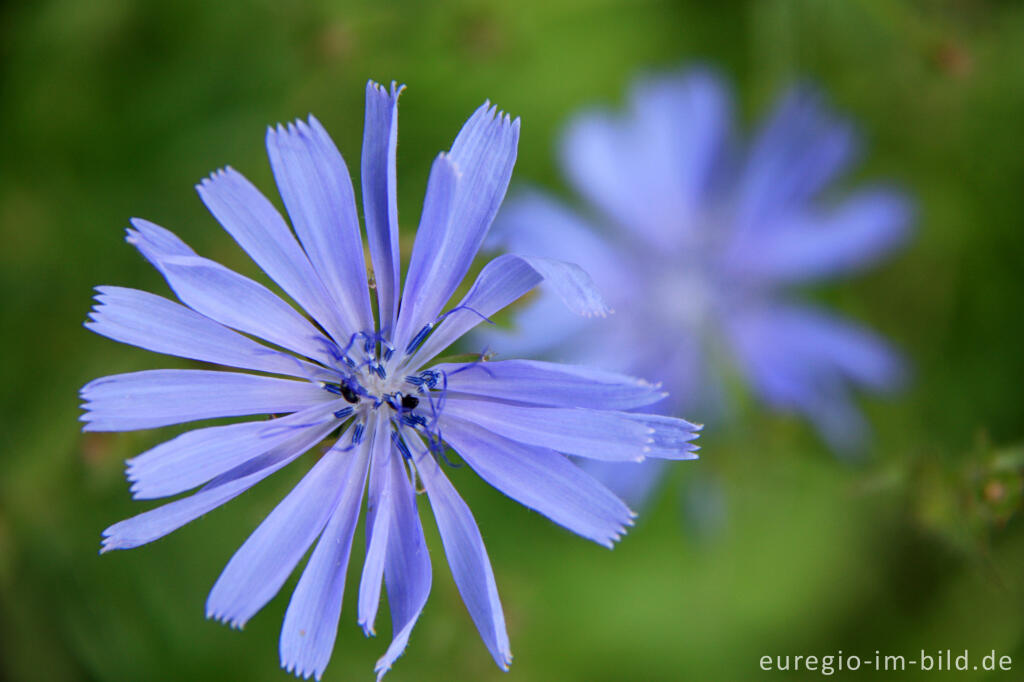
[266,117,375,337]
[101,419,336,552]
[576,459,669,510]
[374,445,431,680]
[725,187,913,284]
[433,359,667,410]
[726,303,903,451]
[80,369,330,431]
[85,287,329,380]
[392,153,459,351]
[195,168,351,343]
[126,402,340,499]
[127,222,332,364]
[441,398,651,462]
[362,81,403,335]
[206,438,368,629]
[394,104,520,349]
[442,417,634,548]
[560,69,732,244]
[278,438,371,680]
[404,253,608,369]
[737,84,857,229]
[412,431,511,670]
[357,414,394,635]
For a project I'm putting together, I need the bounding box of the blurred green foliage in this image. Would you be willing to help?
[2,0,1024,680]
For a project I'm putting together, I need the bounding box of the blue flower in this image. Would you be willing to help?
[482,68,912,502]
[82,81,700,680]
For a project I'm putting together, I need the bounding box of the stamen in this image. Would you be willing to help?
[391,431,413,460]
[334,406,354,420]
[352,422,365,445]
[405,322,433,355]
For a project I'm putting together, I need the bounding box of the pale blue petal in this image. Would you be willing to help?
[737,85,857,229]
[356,414,394,635]
[392,153,459,350]
[81,370,330,431]
[412,432,511,670]
[362,81,403,334]
[560,69,732,244]
[374,448,431,680]
[126,402,340,499]
[726,187,912,284]
[85,287,328,380]
[576,459,668,510]
[195,169,351,342]
[726,303,903,450]
[206,438,365,629]
[128,222,331,363]
[266,117,375,336]
[442,417,634,548]
[279,438,371,680]
[432,359,667,410]
[101,420,336,552]
[393,105,520,348]
[404,253,608,369]
[441,398,650,462]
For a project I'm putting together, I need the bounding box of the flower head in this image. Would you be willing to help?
[482,68,912,501]
[82,81,699,679]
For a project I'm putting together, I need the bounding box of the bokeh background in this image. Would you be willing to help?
[3,0,1024,679]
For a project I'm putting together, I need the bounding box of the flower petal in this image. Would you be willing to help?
[195,169,351,343]
[560,69,731,244]
[726,187,913,284]
[373,450,431,680]
[357,414,394,635]
[726,302,903,451]
[80,369,330,431]
[441,398,650,462]
[393,104,520,349]
[101,419,335,552]
[206,437,367,629]
[127,221,331,363]
[432,359,667,410]
[442,417,634,547]
[392,153,459,351]
[737,84,857,229]
[126,402,340,499]
[266,117,375,336]
[412,432,511,670]
[404,253,608,369]
[85,287,328,380]
[362,81,403,334]
[278,438,371,680]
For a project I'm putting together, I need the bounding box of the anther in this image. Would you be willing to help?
[391,432,413,460]
[352,422,365,445]
[333,406,354,419]
[405,323,433,355]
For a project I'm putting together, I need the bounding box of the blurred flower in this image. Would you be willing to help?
[82,81,699,680]
[482,68,912,503]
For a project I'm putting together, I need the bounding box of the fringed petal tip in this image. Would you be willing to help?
[281,658,326,681]
[367,79,406,101]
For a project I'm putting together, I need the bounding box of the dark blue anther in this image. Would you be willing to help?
[405,323,434,355]
[383,344,395,361]
[405,375,424,387]
[352,422,365,445]
[372,363,387,380]
[401,413,428,428]
[342,356,357,369]
[334,406,354,420]
[322,383,343,395]
[391,432,413,460]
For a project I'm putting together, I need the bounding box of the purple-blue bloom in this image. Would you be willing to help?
[482,68,911,503]
[82,81,699,680]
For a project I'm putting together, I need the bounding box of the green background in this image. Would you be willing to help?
[2,0,1024,679]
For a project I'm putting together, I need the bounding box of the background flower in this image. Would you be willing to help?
[481,68,912,502]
